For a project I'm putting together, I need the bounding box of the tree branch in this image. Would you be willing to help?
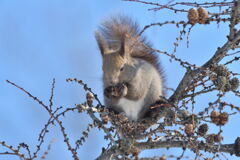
[169,29,240,103]
[135,140,235,156]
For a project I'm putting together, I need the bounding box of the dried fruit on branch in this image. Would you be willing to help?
[100,113,109,124]
[214,134,223,142]
[86,92,94,105]
[198,124,208,136]
[206,134,215,144]
[210,111,229,126]
[230,77,240,91]
[214,65,230,77]
[206,134,223,143]
[198,7,209,24]
[223,82,232,92]
[188,8,199,25]
[218,112,229,126]
[210,110,220,124]
[215,76,227,91]
[185,124,194,136]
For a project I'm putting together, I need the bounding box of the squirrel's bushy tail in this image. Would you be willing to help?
[98,15,145,50]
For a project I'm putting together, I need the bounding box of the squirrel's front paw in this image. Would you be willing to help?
[104,86,116,99]
[116,83,128,97]
[104,83,128,99]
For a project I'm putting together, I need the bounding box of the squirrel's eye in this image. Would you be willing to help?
[120,66,124,71]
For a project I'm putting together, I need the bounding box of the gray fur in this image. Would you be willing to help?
[96,15,165,121]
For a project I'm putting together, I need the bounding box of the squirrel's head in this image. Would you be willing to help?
[95,32,135,86]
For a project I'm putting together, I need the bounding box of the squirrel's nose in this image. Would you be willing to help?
[110,78,118,85]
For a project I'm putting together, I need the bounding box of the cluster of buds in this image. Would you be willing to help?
[111,113,140,137]
[100,113,109,124]
[185,124,194,136]
[214,65,230,77]
[86,92,94,106]
[197,123,208,136]
[210,111,229,126]
[206,134,223,143]
[230,77,240,91]
[211,65,239,92]
[188,7,209,25]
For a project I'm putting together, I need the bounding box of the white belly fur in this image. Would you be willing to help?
[117,98,144,121]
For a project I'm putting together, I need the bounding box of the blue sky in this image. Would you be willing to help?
[0,0,239,159]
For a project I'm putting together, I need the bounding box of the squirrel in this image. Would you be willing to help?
[95,15,165,121]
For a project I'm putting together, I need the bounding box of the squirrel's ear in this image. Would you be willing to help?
[119,35,130,57]
[95,32,109,55]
